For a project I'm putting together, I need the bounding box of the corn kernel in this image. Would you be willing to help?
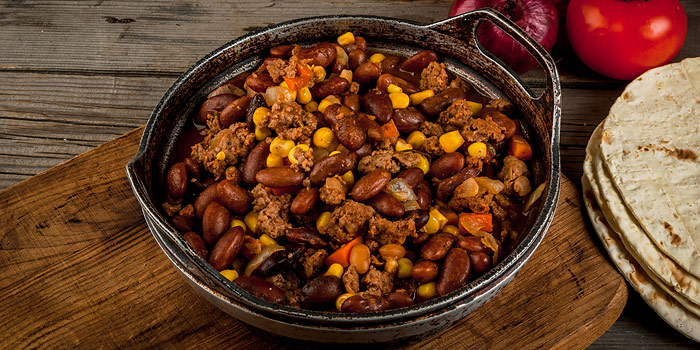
[467,142,488,159]
[318,99,334,114]
[259,234,277,246]
[443,224,459,236]
[325,263,344,279]
[255,127,271,141]
[313,127,336,149]
[279,80,297,100]
[316,211,332,233]
[335,143,350,154]
[389,92,410,109]
[304,101,318,113]
[434,208,449,228]
[395,138,413,152]
[439,130,465,153]
[406,131,426,149]
[342,171,354,186]
[466,101,483,115]
[326,95,341,104]
[288,144,310,164]
[337,32,355,46]
[424,208,448,234]
[244,211,259,234]
[230,219,246,230]
[297,86,312,104]
[336,292,354,311]
[339,69,353,82]
[312,66,326,81]
[220,269,239,282]
[369,53,386,64]
[387,83,402,94]
[328,150,341,156]
[270,137,296,157]
[266,154,284,167]
[215,151,226,161]
[397,258,413,279]
[252,107,270,126]
[416,154,430,174]
[385,259,399,274]
[418,282,437,299]
[409,89,434,105]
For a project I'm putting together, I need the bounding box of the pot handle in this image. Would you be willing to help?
[425,9,560,123]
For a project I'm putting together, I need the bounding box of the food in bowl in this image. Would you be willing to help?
[161,31,544,312]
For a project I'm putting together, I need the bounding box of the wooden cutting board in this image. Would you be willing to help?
[0,127,627,349]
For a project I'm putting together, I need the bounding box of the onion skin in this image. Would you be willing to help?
[449,0,558,74]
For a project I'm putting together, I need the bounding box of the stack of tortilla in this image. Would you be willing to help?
[582,57,700,341]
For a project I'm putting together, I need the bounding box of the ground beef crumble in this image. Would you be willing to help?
[498,155,530,197]
[358,140,422,174]
[290,146,314,172]
[420,61,448,92]
[190,122,255,179]
[301,249,328,279]
[486,98,512,114]
[323,200,376,244]
[437,99,474,132]
[460,117,505,143]
[267,271,303,307]
[367,216,417,245]
[251,184,293,238]
[320,175,347,205]
[421,136,444,157]
[259,102,317,143]
[342,264,360,294]
[362,266,393,296]
[266,58,298,83]
[420,121,444,137]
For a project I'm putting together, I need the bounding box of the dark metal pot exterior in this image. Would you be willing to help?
[127,10,561,344]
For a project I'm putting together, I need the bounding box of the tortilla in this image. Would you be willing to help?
[585,124,700,310]
[598,58,700,277]
[581,176,700,342]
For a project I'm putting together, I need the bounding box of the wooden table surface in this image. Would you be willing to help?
[0,0,698,348]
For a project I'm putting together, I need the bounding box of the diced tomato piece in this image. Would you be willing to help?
[508,135,532,160]
[459,213,493,235]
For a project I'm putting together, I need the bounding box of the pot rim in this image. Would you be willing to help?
[127,10,561,324]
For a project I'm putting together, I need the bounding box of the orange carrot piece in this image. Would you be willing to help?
[508,135,532,160]
[459,213,493,235]
[325,236,363,267]
[381,120,400,141]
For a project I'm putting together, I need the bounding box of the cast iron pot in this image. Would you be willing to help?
[127,9,561,344]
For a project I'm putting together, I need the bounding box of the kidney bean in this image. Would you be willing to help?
[322,103,351,126]
[421,233,456,261]
[348,49,367,70]
[396,168,423,189]
[341,94,359,113]
[415,181,432,211]
[257,249,288,277]
[377,74,419,95]
[294,42,337,68]
[366,192,405,218]
[196,94,237,124]
[436,248,470,296]
[357,113,383,142]
[352,36,367,51]
[241,138,271,184]
[411,260,439,283]
[349,244,371,274]
[311,77,349,100]
[166,162,188,199]
[436,167,479,201]
[353,62,381,85]
[386,290,415,309]
[301,275,343,307]
[241,235,262,260]
[392,107,426,133]
[194,184,219,219]
[217,180,251,214]
[429,152,465,180]
[440,207,459,226]
[419,87,468,116]
[255,166,305,188]
[171,215,198,233]
[400,50,438,72]
[483,108,517,139]
[470,251,492,275]
[269,44,296,58]
[219,96,252,128]
[245,94,266,130]
[351,169,391,202]
[202,201,231,245]
[262,57,277,67]
[381,55,402,71]
[412,210,430,229]
[379,244,406,261]
[290,187,319,215]
[332,60,347,75]
[245,72,274,93]
[309,153,354,185]
[183,158,201,179]
[208,226,245,271]
[333,115,366,152]
[233,276,284,304]
[183,231,208,259]
[361,91,393,124]
[286,227,327,248]
[457,235,493,255]
[412,231,431,246]
[340,294,391,313]
[355,143,372,158]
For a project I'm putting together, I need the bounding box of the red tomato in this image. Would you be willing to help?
[566,0,687,80]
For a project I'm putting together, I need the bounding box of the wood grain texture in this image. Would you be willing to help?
[0,127,625,349]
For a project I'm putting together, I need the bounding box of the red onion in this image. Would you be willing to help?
[449,0,558,74]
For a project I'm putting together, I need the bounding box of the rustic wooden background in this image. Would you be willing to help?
[1,0,698,348]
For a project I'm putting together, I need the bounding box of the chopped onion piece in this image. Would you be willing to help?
[264,86,294,106]
[244,243,284,276]
[474,177,504,194]
[524,183,546,212]
[385,178,417,202]
[403,200,420,212]
[208,83,245,99]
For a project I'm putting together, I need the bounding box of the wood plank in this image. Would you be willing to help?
[0,127,626,349]
[1,0,697,86]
